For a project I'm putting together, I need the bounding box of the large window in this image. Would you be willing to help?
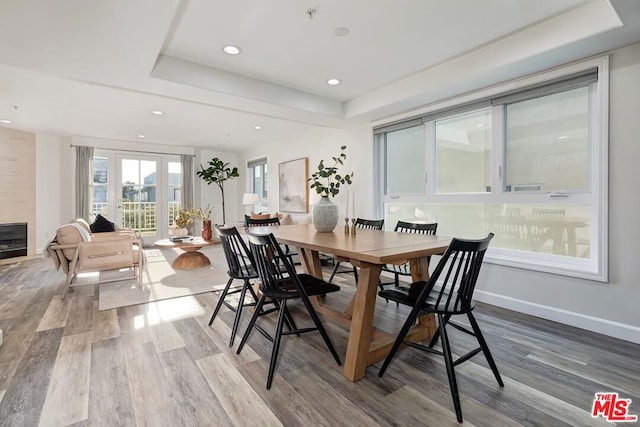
[375,57,608,281]
[248,157,268,211]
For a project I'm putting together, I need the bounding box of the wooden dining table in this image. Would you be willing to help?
[258,224,452,381]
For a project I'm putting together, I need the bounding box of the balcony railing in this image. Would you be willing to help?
[92,201,181,233]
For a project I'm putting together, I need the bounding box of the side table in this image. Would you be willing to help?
[155,238,212,270]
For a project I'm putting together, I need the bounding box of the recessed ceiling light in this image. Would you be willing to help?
[223,45,242,55]
[254,125,262,130]
[151,110,164,115]
[327,78,341,86]
[137,134,146,139]
[0,119,11,124]
[334,27,350,37]
[557,135,568,140]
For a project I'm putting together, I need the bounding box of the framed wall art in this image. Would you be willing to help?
[278,157,308,213]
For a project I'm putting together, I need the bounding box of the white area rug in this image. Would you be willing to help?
[97,245,230,311]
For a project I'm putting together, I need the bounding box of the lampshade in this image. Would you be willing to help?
[242,193,259,205]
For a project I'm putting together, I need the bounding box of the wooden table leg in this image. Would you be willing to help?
[299,248,324,305]
[410,257,437,333]
[343,262,381,381]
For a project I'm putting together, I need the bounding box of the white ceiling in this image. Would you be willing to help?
[0,0,638,152]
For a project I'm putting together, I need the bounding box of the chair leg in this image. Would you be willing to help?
[352,266,359,284]
[300,295,341,365]
[378,306,421,376]
[266,299,288,389]
[236,295,266,355]
[427,314,451,348]
[283,304,299,334]
[229,281,249,347]
[468,312,504,387]
[209,278,234,326]
[439,313,463,423]
[328,262,341,283]
[271,299,297,333]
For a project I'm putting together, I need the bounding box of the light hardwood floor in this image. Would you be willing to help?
[0,256,638,426]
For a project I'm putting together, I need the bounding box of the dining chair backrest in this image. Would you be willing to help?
[532,208,565,217]
[415,233,494,314]
[245,215,281,227]
[244,230,301,297]
[394,221,438,235]
[215,225,257,280]
[355,218,384,230]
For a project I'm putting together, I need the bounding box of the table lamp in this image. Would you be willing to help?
[242,193,259,214]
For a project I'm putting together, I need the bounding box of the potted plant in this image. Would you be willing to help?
[196,158,239,225]
[308,145,354,232]
[172,208,195,237]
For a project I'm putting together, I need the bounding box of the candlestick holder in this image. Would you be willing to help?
[344,217,350,234]
[350,218,357,236]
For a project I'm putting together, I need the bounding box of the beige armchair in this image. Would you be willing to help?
[48,219,143,299]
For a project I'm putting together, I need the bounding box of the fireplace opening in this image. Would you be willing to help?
[0,223,27,259]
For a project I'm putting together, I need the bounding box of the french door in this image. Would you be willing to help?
[116,154,163,244]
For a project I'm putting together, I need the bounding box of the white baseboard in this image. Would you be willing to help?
[474,290,640,345]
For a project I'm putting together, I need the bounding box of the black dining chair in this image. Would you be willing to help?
[244,215,298,266]
[377,233,502,423]
[328,218,385,285]
[237,229,342,389]
[380,221,438,290]
[210,225,288,347]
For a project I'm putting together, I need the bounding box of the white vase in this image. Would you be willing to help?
[171,227,189,238]
[312,196,339,232]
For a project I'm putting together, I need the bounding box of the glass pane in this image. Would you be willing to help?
[93,185,107,203]
[93,157,108,184]
[435,109,491,193]
[92,185,108,218]
[141,185,156,202]
[121,183,139,201]
[505,86,590,192]
[385,126,425,194]
[140,201,157,232]
[141,160,157,185]
[122,159,140,185]
[384,202,590,258]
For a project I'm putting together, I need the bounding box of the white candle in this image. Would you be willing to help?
[351,191,355,219]
[345,191,350,218]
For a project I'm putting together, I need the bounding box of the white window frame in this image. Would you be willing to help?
[375,56,609,281]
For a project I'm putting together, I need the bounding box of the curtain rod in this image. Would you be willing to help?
[70,144,196,157]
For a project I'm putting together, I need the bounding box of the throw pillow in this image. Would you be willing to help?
[90,214,116,233]
[250,212,271,220]
[280,213,294,225]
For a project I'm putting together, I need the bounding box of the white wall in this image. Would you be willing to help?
[237,43,640,344]
[239,124,374,222]
[35,134,71,253]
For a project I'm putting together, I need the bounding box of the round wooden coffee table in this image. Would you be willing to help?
[155,239,212,270]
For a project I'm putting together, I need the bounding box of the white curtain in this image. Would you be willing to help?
[181,154,195,233]
[75,145,94,220]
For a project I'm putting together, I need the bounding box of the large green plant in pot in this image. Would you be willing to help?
[308,146,354,232]
[196,158,239,225]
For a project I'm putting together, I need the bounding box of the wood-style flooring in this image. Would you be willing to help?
[0,256,638,426]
